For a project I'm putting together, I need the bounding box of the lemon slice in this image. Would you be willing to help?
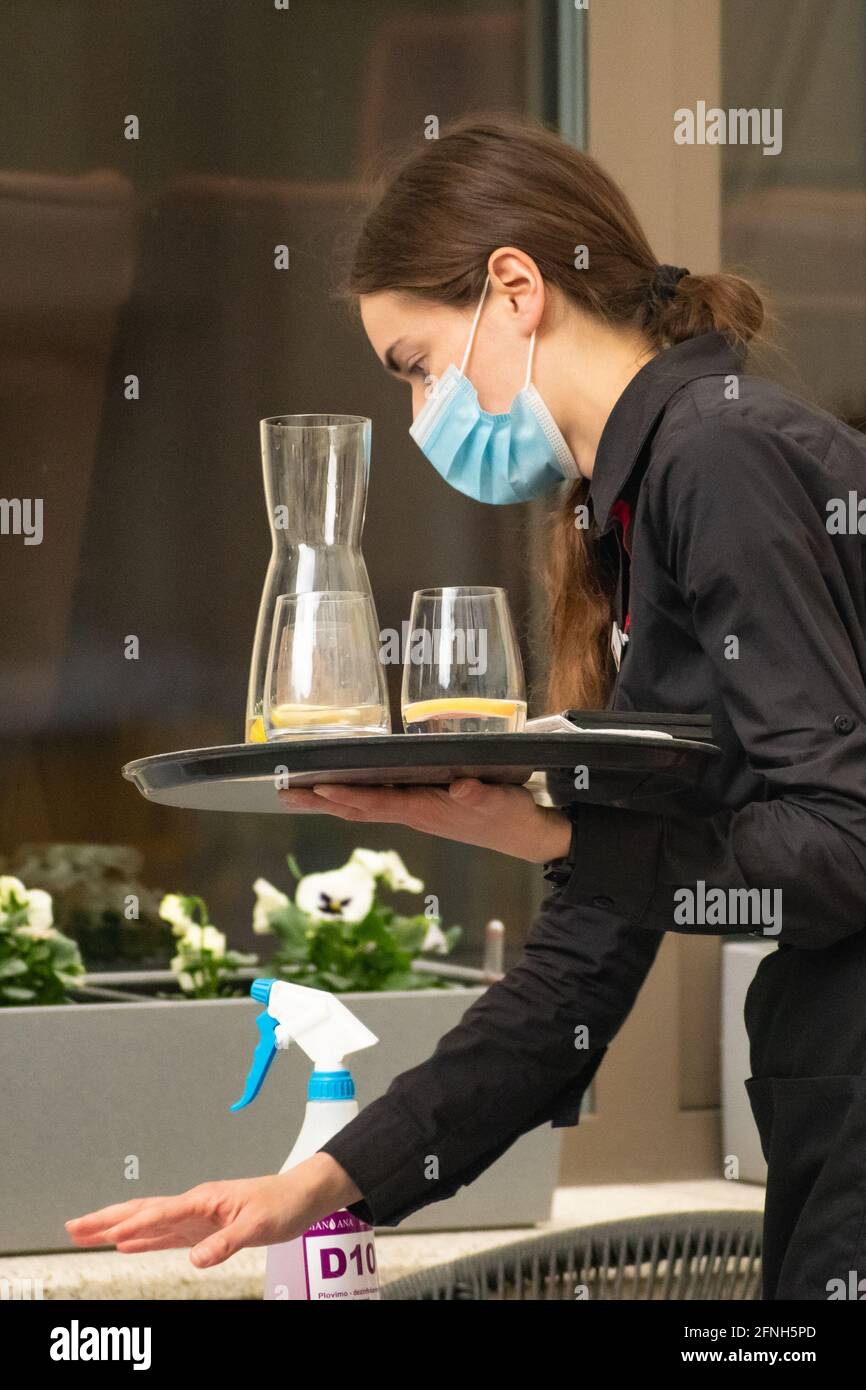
[403,697,521,721]
[268,703,385,729]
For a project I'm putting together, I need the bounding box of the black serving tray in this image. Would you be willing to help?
[563,709,714,742]
[122,713,720,814]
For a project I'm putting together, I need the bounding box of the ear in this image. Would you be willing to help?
[486,247,545,335]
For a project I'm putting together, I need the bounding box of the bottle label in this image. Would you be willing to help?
[266,1210,380,1300]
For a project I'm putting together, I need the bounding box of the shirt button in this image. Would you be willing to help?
[592,895,614,909]
[834,715,856,735]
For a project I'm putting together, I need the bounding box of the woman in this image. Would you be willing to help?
[67,117,866,1300]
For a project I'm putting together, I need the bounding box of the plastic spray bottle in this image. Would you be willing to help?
[232,977,380,1300]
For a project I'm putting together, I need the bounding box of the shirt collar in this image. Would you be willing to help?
[588,331,746,533]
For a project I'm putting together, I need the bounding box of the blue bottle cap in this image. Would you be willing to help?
[308,1069,355,1101]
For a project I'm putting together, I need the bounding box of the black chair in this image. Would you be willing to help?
[382,1210,764,1300]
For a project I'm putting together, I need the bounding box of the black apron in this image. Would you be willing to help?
[745,932,866,1299]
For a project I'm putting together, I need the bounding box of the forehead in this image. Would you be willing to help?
[359,291,460,359]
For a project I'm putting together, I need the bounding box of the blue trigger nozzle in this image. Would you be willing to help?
[230,1006,279,1112]
[250,977,274,1004]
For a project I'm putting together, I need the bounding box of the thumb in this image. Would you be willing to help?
[190,1221,249,1269]
[449,778,485,803]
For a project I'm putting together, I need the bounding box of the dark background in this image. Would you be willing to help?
[2,0,864,967]
[0,0,558,961]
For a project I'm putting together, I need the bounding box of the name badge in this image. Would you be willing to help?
[610,620,629,671]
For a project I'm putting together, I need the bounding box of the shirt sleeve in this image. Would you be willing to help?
[559,419,866,950]
[318,890,663,1226]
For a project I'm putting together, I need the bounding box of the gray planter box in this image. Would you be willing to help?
[1,979,559,1254]
[721,940,777,1184]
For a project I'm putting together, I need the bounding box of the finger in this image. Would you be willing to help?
[286,796,374,822]
[448,777,488,804]
[115,1235,196,1254]
[284,804,371,820]
[103,1217,190,1248]
[312,785,436,819]
[309,784,394,807]
[278,786,319,799]
[190,1219,251,1269]
[66,1230,118,1249]
[278,786,374,820]
[449,778,521,814]
[66,1199,149,1237]
[99,1195,201,1246]
[277,788,337,814]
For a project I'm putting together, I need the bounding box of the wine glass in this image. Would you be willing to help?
[401,586,526,733]
[264,590,391,740]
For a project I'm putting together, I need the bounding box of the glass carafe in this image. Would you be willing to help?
[245,414,389,742]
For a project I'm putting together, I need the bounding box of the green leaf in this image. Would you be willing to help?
[272,960,307,980]
[56,970,85,987]
[0,956,28,979]
[226,950,259,968]
[319,971,355,991]
[3,907,31,930]
[1,985,37,1002]
[51,933,84,965]
[267,901,311,941]
[378,969,428,991]
[385,918,427,953]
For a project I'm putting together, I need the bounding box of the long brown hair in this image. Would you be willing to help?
[341,114,764,710]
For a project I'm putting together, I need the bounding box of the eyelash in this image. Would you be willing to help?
[408,360,427,378]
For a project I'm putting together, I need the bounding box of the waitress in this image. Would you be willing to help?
[67,116,866,1301]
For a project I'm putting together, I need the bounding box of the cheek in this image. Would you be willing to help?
[473,365,516,414]
[472,333,530,413]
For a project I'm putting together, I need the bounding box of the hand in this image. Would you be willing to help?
[278,778,572,864]
[65,1153,361,1269]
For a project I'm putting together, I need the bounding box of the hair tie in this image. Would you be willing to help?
[650,264,689,301]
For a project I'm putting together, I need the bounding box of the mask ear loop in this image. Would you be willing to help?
[523,329,537,391]
[459,274,491,376]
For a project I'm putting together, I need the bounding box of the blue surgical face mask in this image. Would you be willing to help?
[409,273,579,505]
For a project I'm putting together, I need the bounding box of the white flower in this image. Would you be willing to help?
[349,849,423,894]
[0,879,54,933]
[421,919,449,954]
[15,923,56,942]
[159,893,197,933]
[202,925,226,955]
[25,888,54,934]
[0,875,28,910]
[176,923,227,957]
[296,863,375,923]
[252,877,290,935]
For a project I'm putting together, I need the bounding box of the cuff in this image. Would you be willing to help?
[559,803,662,923]
[317,1092,431,1228]
[547,1046,608,1126]
[542,808,580,888]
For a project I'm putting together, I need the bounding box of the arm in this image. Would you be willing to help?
[558,421,866,949]
[65,898,660,1263]
[319,890,663,1226]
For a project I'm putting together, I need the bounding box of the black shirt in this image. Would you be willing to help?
[321,331,866,1227]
